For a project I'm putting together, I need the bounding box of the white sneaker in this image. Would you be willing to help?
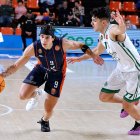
[25,89,46,111]
[26,98,38,111]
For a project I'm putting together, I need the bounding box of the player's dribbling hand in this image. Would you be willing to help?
[0,72,6,78]
[67,57,81,64]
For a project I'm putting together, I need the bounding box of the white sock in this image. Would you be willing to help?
[136,120,140,123]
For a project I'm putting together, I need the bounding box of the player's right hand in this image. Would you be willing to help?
[67,57,81,64]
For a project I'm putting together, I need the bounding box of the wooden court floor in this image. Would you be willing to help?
[0,58,139,140]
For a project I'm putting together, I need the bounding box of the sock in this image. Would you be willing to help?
[42,117,49,122]
[136,120,140,123]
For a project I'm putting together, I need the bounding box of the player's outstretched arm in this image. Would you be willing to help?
[1,44,34,78]
[63,38,104,65]
[67,41,105,65]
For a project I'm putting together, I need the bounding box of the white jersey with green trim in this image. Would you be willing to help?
[100,24,140,72]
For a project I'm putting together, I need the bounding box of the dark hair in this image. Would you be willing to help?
[91,7,111,21]
[27,9,32,14]
[75,0,80,4]
[40,24,55,37]
[18,0,23,3]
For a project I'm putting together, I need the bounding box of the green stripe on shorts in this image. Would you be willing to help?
[101,88,120,93]
[123,96,140,103]
[123,91,140,102]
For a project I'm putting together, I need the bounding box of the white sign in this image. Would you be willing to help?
[0,32,4,42]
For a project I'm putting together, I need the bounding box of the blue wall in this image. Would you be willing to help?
[0,28,140,56]
[0,35,32,56]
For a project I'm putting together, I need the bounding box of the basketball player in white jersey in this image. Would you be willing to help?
[67,7,140,135]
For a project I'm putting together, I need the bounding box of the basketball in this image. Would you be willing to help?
[0,75,5,93]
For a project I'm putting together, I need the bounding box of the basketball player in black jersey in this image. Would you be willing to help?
[0,24,103,132]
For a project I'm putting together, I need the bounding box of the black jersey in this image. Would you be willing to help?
[33,37,67,72]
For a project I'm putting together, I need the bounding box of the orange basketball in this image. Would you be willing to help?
[0,75,5,93]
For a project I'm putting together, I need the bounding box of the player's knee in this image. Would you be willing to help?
[19,92,26,100]
[99,92,110,102]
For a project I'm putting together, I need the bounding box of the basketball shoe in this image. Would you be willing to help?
[120,109,129,118]
[128,121,140,135]
[26,89,46,111]
[37,118,50,132]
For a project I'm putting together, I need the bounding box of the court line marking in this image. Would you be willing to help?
[0,104,120,117]
[13,108,120,113]
[0,104,13,116]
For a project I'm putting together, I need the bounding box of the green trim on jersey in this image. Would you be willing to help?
[101,88,120,93]
[104,24,110,36]
[118,42,140,71]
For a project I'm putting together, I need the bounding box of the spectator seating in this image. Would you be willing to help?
[1,27,14,35]
[27,0,39,9]
[12,0,18,8]
[126,15,139,25]
[109,1,122,11]
[122,2,136,12]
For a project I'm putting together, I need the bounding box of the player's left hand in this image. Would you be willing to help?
[67,57,81,64]
[111,9,124,26]
[92,55,104,65]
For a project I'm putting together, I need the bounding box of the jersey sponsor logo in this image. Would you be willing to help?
[55,45,60,51]
[38,49,42,54]
[29,76,34,81]
[38,55,43,57]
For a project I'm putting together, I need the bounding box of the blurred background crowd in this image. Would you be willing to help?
[0,0,139,51]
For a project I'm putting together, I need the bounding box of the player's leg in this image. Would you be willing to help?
[23,65,46,110]
[21,35,27,51]
[122,71,140,135]
[19,83,38,100]
[38,71,65,132]
[123,100,140,135]
[120,101,139,118]
[99,68,125,103]
[38,94,58,132]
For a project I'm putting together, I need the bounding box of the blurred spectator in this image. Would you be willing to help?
[68,0,75,9]
[135,0,140,10]
[125,19,137,30]
[0,0,6,6]
[0,0,14,27]
[45,12,59,26]
[15,0,27,21]
[14,0,27,27]
[83,0,107,26]
[64,11,80,26]
[38,0,55,15]
[18,10,37,51]
[35,12,59,25]
[72,0,85,26]
[58,0,72,25]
